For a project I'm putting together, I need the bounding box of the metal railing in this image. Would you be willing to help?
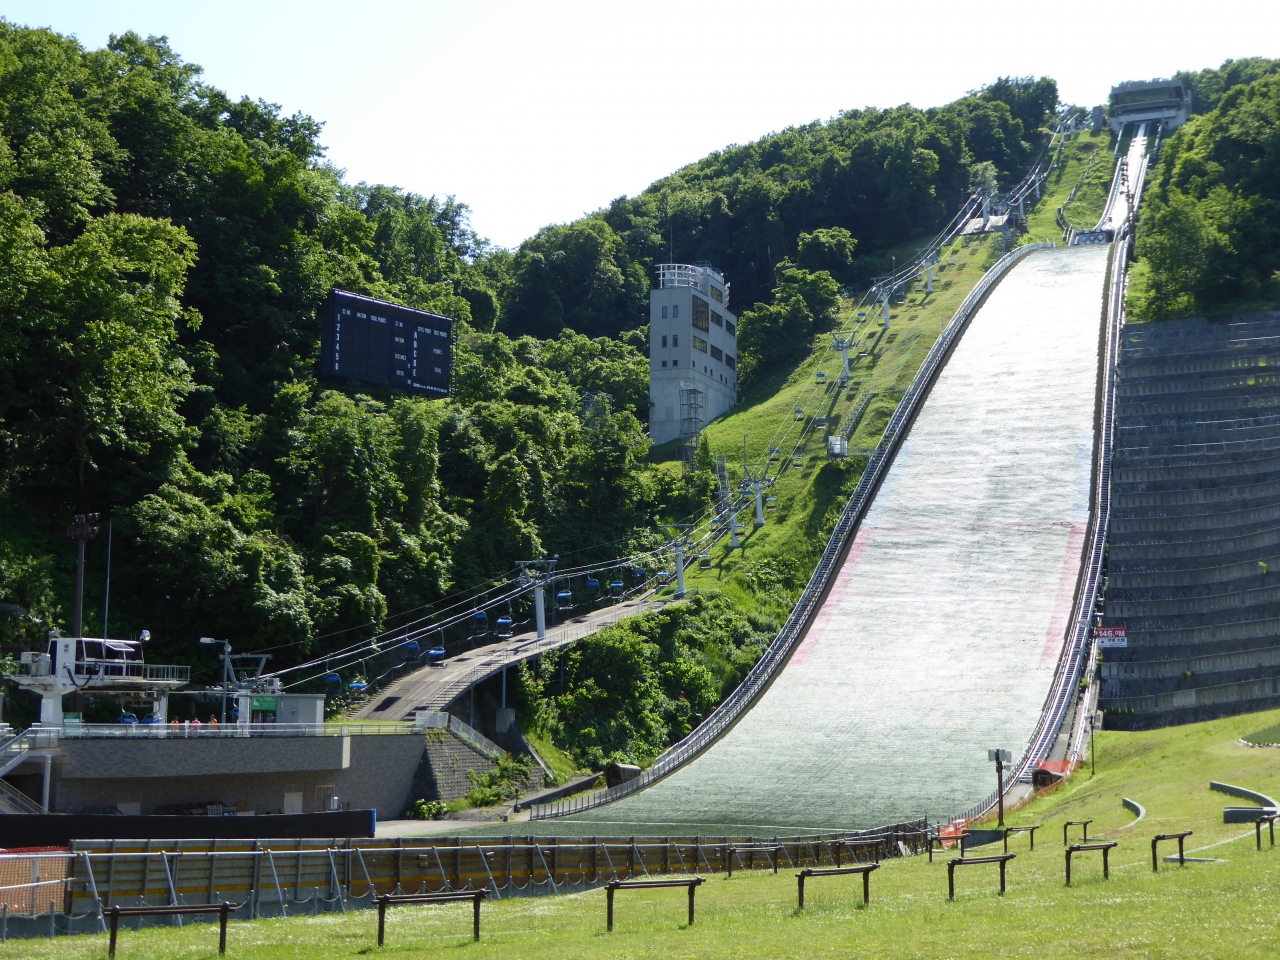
[52,722,419,739]
[532,241,1054,820]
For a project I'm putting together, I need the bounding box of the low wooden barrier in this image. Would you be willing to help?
[796,864,880,908]
[946,855,1014,900]
[375,890,485,946]
[928,832,970,862]
[1063,820,1093,845]
[605,878,703,932]
[107,903,231,958]
[726,844,781,878]
[1065,842,1116,886]
[1003,826,1039,853]
[1256,814,1278,851]
[1151,831,1192,871]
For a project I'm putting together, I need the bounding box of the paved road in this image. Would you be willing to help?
[353,594,664,722]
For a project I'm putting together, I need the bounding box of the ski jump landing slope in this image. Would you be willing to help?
[573,245,1111,834]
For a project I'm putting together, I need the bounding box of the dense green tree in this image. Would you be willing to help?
[1133,73,1280,319]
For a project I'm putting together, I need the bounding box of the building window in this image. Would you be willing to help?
[711,310,723,327]
[692,296,710,331]
[725,354,736,370]
[661,361,667,367]
[672,335,678,347]
[710,345,723,361]
[673,359,678,366]
[726,321,736,337]
[662,306,669,319]
[661,335,668,348]
[710,286,723,303]
[672,305,679,318]
[692,336,707,353]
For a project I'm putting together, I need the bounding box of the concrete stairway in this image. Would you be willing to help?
[1100,313,1280,727]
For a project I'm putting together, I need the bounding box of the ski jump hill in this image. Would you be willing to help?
[529,133,1153,835]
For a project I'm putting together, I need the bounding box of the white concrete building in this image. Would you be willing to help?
[1108,79,1190,134]
[648,262,738,448]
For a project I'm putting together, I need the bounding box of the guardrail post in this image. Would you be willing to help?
[108,906,120,958]
[219,901,230,954]
[606,885,614,932]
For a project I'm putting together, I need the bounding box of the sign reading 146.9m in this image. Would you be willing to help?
[319,289,453,396]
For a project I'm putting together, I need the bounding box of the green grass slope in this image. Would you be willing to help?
[25,709,1280,959]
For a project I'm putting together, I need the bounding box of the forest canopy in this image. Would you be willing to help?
[1132,69,1280,320]
[0,20,1058,693]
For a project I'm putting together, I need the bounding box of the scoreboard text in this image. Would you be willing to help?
[319,289,452,396]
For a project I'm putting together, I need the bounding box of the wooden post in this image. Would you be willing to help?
[606,885,615,932]
[688,881,696,926]
[798,873,806,909]
[377,896,387,947]
[218,902,230,954]
[108,906,120,958]
[472,891,481,941]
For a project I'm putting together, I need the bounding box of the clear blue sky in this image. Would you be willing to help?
[4,0,1274,248]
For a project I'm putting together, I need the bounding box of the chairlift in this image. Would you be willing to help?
[769,447,781,461]
[470,609,489,636]
[403,641,420,656]
[792,452,804,466]
[657,570,672,585]
[609,580,625,597]
[348,680,368,691]
[556,589,574,611]
[632,568,646,582]
[814,415,827,427]
[324,673,341,684]
[427,646,446,665]
[496,616,514,638]
[766,496,778,509]
[858,311,867,318]
[586,576,600,594]
[794,408,805,421]
[698,551,712,570]
[816,371,827,382]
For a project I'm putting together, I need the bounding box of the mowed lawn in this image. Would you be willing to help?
[14,708,1280,959]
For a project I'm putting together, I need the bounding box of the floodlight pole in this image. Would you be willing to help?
[989,748,1010,825]
[67,513,101,638]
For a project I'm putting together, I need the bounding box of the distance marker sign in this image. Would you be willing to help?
[1097,626,1128,648]
[319,289,452,396]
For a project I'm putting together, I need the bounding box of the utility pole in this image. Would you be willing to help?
[200,637,233,723]
[67,513,100,638]
[662,525,695,599]
[831,338,852,383]
[517,558,556,640]
[988,749,1011,825]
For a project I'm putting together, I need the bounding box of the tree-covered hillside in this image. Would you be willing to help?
[496,77,1058,343]
[1130,69,1280,320]
[0,20,1060,700]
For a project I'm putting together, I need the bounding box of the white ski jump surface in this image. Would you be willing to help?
[563,245,1110,834]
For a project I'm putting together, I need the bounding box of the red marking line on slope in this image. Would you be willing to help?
[1041,521,1087,666]
[790,529,872,667]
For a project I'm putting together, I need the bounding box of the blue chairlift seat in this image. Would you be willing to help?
[496,617,514,637]
[766,496,778,508]
[404,641,420,654]
[324,673,341,684]
[119,712,138,725]
[816,371,826,382]
[427,647,446,665]
[769,447,781,461]
[794,408,805,421]
[556,590,574,610]
[609,580,625,595]
[349,681,368,691]
[657,570,672,585]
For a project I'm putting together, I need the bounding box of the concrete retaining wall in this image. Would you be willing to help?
[1101,312,1280,727]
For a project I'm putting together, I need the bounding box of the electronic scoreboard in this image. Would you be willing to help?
[319,289,453,396]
